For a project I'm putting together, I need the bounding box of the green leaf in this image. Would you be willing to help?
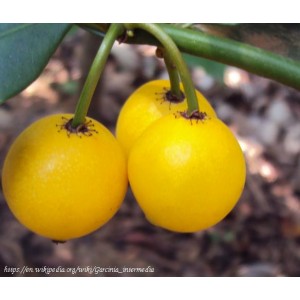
[0,23,72,103]
[194,24,300,61]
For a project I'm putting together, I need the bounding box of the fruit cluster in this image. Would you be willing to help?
[1,80,246,241]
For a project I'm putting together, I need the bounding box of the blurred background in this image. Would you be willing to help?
[0,27,300,277]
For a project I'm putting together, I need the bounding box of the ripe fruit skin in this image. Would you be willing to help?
[116,80,217,156]
[2,114,127,241]
[128,114,246,233]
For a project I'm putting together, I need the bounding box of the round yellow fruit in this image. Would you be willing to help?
[116,80,216,156]
[128,113,246,233]
[2,114,127,241]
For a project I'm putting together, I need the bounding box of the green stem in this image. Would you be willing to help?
[71,23,124,128]
[80,23,300,92]
[125,23,198,115]
[159,47,183,101]
[139,24,300,92]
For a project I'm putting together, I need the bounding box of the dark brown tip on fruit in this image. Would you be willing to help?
[179,110,208,121]
[165,90,185,103]
[57,117,98,137]
[65,118,88,134]
[52,240,66,245]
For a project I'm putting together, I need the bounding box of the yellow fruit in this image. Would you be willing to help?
[116,80,216,156]
[128,113,246,233]
[2,114,127,241]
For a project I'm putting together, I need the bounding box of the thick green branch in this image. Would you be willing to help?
[160,24,300,91]
[80,23,300,91]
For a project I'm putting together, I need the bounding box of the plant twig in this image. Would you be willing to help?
[72,23,124,127]
[79,23,300,91]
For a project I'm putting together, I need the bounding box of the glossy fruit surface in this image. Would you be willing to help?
[2,114,127,241]
[128,113,246,232]
[116,80,216,156]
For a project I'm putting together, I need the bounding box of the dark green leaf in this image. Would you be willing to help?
[0,23,72,103]
[194,24,300,61]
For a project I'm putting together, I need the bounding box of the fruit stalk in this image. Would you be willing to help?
[157,47,183,101]
[72,23,124,128]
[125,23,199,115]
